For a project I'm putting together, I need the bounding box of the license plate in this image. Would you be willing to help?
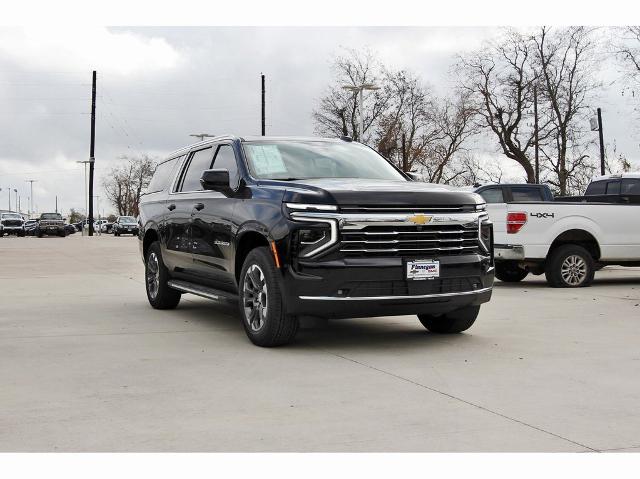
[406,260,440,280]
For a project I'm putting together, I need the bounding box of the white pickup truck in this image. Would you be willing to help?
[488,199,640,287]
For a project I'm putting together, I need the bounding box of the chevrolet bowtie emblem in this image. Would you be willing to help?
[408,214,432,225]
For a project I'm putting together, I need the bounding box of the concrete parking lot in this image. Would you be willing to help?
[1,234,639,452]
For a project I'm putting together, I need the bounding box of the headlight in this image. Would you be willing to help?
[284,203,337,213]
[479,220,493,255]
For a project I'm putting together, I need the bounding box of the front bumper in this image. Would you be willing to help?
[281,254,494,319]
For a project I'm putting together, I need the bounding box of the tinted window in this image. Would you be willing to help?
[605,181,621,195]
[180,148,214,192]
[213,145,239,188]
[148,156,181,193]
[511,187,543,202]
[585,181,606,195]
[479,188,504,204]
[621,179,640,194]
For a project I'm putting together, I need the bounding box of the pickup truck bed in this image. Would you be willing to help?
[490,201,640,287]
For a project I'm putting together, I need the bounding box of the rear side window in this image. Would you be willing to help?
[213,144,239,188]
[605,181,621,195]
[479,188,504,204]
[621,179,640,194]
[585,181,606,195]
[179,147,214,192]
[148,156,181,193]
[511,187,543,202]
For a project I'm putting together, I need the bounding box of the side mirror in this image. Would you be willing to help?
[201,169,230,191]
[405,171,422,181]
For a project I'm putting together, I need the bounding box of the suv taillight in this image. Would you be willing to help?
[507,212,527,234]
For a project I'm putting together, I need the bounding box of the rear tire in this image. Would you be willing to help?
[545,244,595,288]
[418,305,480,334]
[495,261,529,282]
[239,246,298,347]
[145,241,181,309]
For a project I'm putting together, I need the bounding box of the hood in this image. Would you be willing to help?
[277,178,483,207]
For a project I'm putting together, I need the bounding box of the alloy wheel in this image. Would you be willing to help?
[243,264,268,331]
[560,254,588,286]
[146,252,160,299]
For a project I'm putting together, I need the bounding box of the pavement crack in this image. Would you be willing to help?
[323,350,598,452]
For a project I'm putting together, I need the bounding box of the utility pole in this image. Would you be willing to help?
[7,187,11,211]
[25,179,36,218]
[14,189,18,213]
[533,85,540,184]
[89,70,97,236]
[55,195,58,213]
[261,73,266,136]
[597,108,605,176]
[401,133,408,172]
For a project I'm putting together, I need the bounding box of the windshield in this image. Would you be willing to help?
[41,213,62,220]
[2,213,22,219]
[119,216,136,224]
[242,140,407,181]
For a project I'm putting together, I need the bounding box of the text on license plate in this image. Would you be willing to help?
[406,260,440,280]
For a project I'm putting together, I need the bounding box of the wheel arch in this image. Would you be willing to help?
[142,227,159,260]
[549,229,601,260]
[235,229,270,284]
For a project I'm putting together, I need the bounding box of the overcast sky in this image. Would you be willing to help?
[0,26,638,216]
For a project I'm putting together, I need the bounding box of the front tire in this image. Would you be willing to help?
[545,244,595,288]
[239,246,298,347]
[418,305,480,334]
[145,241,181,309]
[495,261,529,282]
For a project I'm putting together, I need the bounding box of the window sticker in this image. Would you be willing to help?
[247,145,288,176]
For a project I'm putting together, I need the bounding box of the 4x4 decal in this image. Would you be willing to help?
[530,212,555,218]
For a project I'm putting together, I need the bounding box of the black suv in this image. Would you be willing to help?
[113,216,139,236]
[139,136,494,346]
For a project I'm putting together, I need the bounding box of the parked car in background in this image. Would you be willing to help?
[139,135,494,346]
[93,219,109,233]
[35,213,66,237]
[24,219,38,236]
[65,223,77,235]
[556,173,640,204]
[491,199,640,287]
[0,212,26,237]
[113,216,139,236]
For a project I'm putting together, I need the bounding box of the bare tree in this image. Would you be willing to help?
[313,48,390,143]
[422,92,477,183]
[375,70,440,172]
[103,155,155,217]
[533,26,601,195]
[457,30,545,183]
[614,26,640,83]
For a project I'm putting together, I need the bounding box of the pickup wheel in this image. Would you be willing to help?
[495,261,528,282]
[145,241,181,309]
[545,244,595,288]
[239,246,299,347]
[418,305,480,334]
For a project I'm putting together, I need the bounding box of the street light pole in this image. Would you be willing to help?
[597,108,605,176]
[341,83,380,143]
[25,179,36,218]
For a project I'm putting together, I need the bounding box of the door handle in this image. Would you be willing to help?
[167,203,176,211]
[193,203,205,211]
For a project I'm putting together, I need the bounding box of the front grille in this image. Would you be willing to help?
[338,277,482,297]
[2,220,22,227]
[339,204,475,214]
[340,224,480,257]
